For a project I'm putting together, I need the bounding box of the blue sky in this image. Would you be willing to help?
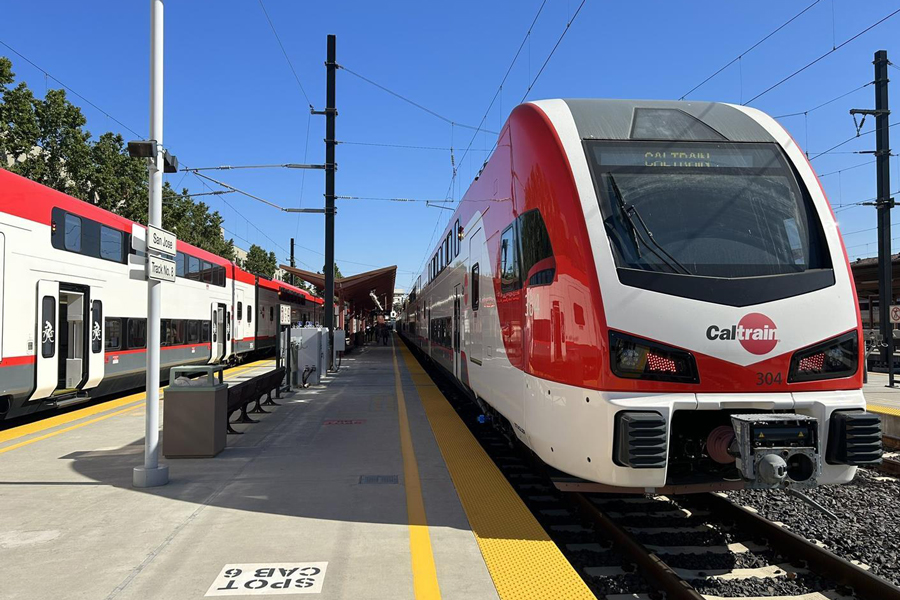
[2,1,899,290]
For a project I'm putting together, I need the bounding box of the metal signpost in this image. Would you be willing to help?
[134,0,170,488]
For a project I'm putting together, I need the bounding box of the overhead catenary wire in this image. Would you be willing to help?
[519,0,587,104]
[809,122,899,160]
[0,38,144,138]
[773,82,873,118]
[679,0,822,100]
[257,0,314,108]
[338,65,498,135]
[336,140,491,152]
[743,7,900,105]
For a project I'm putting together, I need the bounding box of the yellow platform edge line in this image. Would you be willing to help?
[0,404,143,454]
[0,359,273,447]
[396,339,596,600]
[868,404,900,418]
[392,343,442,600]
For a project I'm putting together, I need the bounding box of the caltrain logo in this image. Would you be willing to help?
[705,313,778,355]
[92,321,102,342]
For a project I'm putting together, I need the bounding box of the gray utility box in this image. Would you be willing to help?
[290,327,329,387]
[163,365,227,458]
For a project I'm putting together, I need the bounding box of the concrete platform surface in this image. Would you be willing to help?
[0,347,500,600]
[863,371,900,441]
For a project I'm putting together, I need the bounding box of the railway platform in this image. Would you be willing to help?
[0,340,592,600]
[863,371,900,445]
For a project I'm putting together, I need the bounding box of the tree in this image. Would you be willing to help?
[244,244,277,278]
[0,55,235,261]
[321,262,343,278]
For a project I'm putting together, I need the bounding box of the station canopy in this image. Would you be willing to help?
[279,264,396,313]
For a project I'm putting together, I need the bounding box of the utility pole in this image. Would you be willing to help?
[853,50,893,386]
[290,237,296,286]
[323,34,337,370]
[134,0,168,487]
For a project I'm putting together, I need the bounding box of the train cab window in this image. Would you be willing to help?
[187,256,201,281]
[518,209,555,286]
[64,213,82,252]
[201,321,211,343]
[471,264,480,310]
[500,224,521,293]
[100,226,123,262]
[105,317,121,351]
[175,252,186,277]
[237,302,243,320]
[127,318,147,349]
[248,305,253,323]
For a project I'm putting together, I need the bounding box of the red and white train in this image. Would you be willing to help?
[0,168,322,420]
[400,99,882,493]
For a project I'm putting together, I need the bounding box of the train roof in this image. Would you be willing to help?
[556,98,777,143]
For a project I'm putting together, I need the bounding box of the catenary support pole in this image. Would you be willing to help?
[290,237,296,286]
[324,34,337,370]
[875,50,893,387]
[134,0,168,488]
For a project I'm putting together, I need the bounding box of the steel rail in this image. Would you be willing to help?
[703,492,900,600]
[571,493,705,600]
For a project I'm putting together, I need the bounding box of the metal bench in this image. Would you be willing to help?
[226,367,286,434]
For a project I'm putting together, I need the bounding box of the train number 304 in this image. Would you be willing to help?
[756,372,783,385]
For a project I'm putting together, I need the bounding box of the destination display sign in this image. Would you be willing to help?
[147,224,176,256]
[148,255,176,282]
[592,144,779,169]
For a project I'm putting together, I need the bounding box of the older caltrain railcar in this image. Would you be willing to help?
[400,99,882,493]
[0,168,321,419]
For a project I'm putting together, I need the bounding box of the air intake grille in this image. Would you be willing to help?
[614,412,667,468]
[827,411,882,465]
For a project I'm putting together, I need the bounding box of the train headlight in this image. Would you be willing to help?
[787,330,858,383]
[609,331,699,384]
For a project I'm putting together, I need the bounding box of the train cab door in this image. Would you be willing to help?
[210,302,226,363]
[30,280,60,401]
[453,285,461,380]
[83,289,104,391]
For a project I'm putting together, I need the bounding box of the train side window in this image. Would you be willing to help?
[237,302,243,320]
[445,232,451,266]
[201,261,213,284]
[518,209,555,286]
[100,226,123,262]
[270,306,274,321]
[214,265,225,287]
[248,305,253,323]
[160,319,171,346]
[105,317,121,351]
[471,264,480,311]
[127,318,147,349]
[188,320,200,343]
[188,256,201,280]
[175,252,186,277]
[91,300,103,354]
[64,213,82,252]
[454,219,460,256]
[500,224,521,293]
[201,321,211,343]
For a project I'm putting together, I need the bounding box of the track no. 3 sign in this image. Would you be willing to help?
[205,563,328,596]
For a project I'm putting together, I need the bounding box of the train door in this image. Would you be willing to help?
[83,289,104,390]
[235,288,245,343]
[453,285,461,379]
[0,232,4,362]
[467,226,484,366]
[210,302,226,363]
[57,285,89,394]
[30,280,59,400]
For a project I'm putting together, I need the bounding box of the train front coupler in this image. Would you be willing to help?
[727,414,822,489]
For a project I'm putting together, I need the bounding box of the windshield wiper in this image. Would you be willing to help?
[606,174,691,276]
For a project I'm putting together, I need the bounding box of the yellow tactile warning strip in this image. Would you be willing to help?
[0,359,274,452]
[396,340,597,600]
[391,343,443,599]
[869,404,900,418]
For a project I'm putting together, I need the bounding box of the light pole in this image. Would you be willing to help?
[133,0,169,488]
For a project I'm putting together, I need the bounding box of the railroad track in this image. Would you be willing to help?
[405,341,900,600]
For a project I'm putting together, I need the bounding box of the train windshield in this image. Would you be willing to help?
[588,141,831,279]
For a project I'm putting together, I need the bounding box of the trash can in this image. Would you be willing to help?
[163,365,227,458]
